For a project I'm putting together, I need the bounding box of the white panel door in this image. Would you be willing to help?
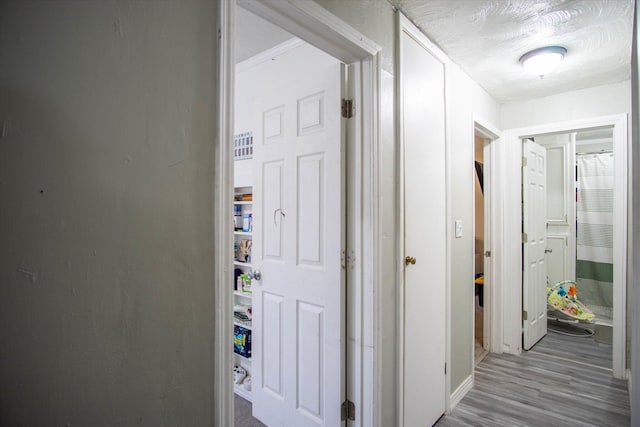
[400,18,446,427]
[251,44,344,427]
[523,140,548,350]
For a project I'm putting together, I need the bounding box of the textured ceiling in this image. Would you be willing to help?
[389,0,634,103]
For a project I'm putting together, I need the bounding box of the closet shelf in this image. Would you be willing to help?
[234,320,252,330]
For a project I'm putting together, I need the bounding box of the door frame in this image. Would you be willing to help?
[472,117,501,359]
[498,114,628,379]
[214,1,382,426]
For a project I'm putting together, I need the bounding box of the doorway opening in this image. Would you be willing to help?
[472,118,500,361]
[502,114,627,379]
[233,6,346,426]
[521,127,616,371]
[215,1,382,426]
[473,132,489,366]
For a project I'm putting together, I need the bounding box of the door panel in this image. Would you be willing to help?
[297,154,324,267]
[262,292,284,396]
[263,161,285,260]
[250,42,344,427]
[400,18,446,426]
[523,140,548,350]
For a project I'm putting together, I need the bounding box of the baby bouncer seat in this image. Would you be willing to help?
[547,280,595,324]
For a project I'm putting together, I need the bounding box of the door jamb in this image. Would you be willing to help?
[215,1,382,425]
[498,114,628,379]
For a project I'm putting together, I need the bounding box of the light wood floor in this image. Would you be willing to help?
[436,326,629,427]
[236,324,628,427]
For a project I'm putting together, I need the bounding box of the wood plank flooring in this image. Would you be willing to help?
[236,323,627,426]
[436,328,629,427]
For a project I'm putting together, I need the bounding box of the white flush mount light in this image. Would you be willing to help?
[519,46,567,78]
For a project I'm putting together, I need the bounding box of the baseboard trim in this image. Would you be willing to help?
[449,374,473,411]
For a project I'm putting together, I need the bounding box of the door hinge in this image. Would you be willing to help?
[342,249,355,270]
[522,232,528,243]
[341,98,354,119]
[522,156,527,168]
[341,399,355,421]
[523,310,528,320]
[444,363,447,375]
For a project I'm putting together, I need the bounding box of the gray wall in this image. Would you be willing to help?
[631,1,639,424]
[0,1,217,424]
[447,65,500,390]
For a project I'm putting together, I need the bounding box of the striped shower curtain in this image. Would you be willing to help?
[576,153,614,321]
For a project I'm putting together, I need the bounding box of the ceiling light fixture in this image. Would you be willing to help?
[519,46,567,78]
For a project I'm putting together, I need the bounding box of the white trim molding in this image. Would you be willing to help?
[498,114,628,379]
[449,374,474,412]
[214,1,235,425]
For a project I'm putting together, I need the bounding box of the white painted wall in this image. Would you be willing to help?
[0,2,217,424]
[501,81,631,129]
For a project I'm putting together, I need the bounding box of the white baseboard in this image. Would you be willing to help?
[449,374,473,411]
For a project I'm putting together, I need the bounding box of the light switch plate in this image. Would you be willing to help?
[455,220,463,238]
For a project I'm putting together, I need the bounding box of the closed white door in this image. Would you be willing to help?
[522,139,548,350]
[400,16,446,427]
[250,43,345,427]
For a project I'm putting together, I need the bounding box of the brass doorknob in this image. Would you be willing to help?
[405,256,416,265]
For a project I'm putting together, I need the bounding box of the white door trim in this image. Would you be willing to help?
[214,2,235,425]
[215,1,382,426]
[472,117,501,359]
[498,114,628,379]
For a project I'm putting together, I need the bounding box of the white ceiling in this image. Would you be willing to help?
[236,1,634,104]
[389,0,634,103]
[234,6,293,64]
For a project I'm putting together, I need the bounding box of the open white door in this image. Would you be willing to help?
[522,139,548,350]
[251,43,345,426]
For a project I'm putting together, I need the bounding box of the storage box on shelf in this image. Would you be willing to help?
[233,186,253,400]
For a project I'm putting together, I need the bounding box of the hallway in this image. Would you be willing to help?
[437,329,629,426]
